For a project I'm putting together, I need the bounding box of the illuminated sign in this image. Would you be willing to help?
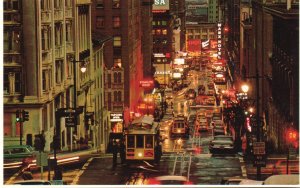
[173,72,181,78]
[187,39,201,52]
[139,80,154,88]
[110,113,123,122]
[154,53,165,58]
[217,22,222,59]
[153,0,169,11]
[201,39,210,50]
[174,58,185,65]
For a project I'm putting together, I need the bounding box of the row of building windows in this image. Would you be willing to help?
[96,16,120,28]
[152,20,167,26]
[96,0,120,9]
[3,0,19,11]
[187,28,216,33]
[187,35,216,40]
[153,39,168,45]
[152,29,168,35]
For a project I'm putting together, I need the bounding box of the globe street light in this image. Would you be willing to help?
[241,84,249,93]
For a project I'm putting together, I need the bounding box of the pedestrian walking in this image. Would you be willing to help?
[53,166,63,180]
[119,140,126,164]
[112,140,118,167]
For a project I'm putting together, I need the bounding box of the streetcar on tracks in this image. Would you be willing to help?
[171,115,189,138]
[124,115,162,163]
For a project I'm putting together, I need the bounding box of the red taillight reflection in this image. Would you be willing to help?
[146,178,161,185]
[184,181,193,185]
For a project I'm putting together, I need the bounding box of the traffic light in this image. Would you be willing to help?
[16,110,21,122]
[22,110,29,121]
[287,129,298,143]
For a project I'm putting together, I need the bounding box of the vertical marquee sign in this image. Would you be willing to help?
[217,22,222,60]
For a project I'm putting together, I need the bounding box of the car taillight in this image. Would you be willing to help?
[184,181,193,185]
[146,178,160,185]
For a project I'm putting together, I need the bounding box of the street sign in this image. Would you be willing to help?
[65,116,76,127]
[253,155,266,167]
[253,142,265,155]
[289,147,297,159]
[36,152,48,166]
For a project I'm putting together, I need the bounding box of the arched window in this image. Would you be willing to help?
[117,91,122,102]
[114,91,118,101]
[117,72,121,83]
[113,72,118,83]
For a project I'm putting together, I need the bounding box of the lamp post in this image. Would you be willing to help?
[241,68,263,180]
[71,57,88,151]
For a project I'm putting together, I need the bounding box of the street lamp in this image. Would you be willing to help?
[241,84,249,93]
[241,69,265,180]
[70,57,89,151]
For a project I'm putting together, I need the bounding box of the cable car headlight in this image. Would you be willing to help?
[138,152,143,157]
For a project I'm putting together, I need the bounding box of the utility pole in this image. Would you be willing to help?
[255,68,261,180]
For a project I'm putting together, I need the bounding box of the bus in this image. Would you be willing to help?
[124,115,162,162]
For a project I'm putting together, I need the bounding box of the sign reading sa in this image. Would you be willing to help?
[154,0,166,5]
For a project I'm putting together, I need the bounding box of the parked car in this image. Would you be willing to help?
[239,179,263,185]
[209,135,235,153]
[13,180,52,185]
[263,175,299,185]
[146,175,193,185]
[220,177,245,185]
[4,145,34,159]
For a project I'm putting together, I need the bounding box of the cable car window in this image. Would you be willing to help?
[127,135,135,148]
[145,135,153,148]
[136,135,144,148]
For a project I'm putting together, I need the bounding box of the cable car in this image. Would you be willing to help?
[171,116,189,138]
[124,115,162,163]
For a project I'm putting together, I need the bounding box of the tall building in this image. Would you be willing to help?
[251,0,299,152]
[141,0,154,79]
[152,0,186,87]
[3,0,103,151]
[91,0,146,131]
[208,0,219,23]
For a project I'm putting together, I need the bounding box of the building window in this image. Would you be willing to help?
[152,21,156,26]
[156,29,161,35]
[117,91,122,102]
[162,29,167,35]
[4,72,10,94]
[55,61,62,84]
[117,72,121,83]
[157,21,161,25]
[66,22,73,42]
[113,36,121,47]
[96,16,104,28]
[42,70,49,92]
[112,0,120,8]
[96,0,104,8]
[108,92,112,110]
[4,30,20,52]
[113,72,118,83]
[161,21,167,25]
[3,0,19,10]
[114,91,118,101]
[4,70,22,95]
[108,73,111,88]
[55,23,63,46]
[113,17,120,28]
[41,0,51,10]
[54,0,61,9]
[42,26,51,51]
